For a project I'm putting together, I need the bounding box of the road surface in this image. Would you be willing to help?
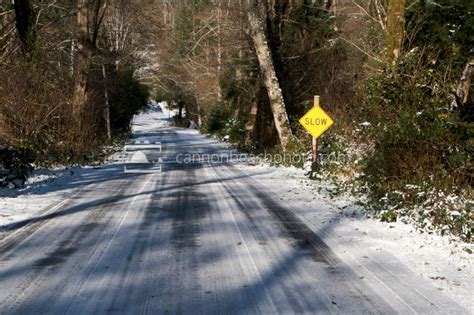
[0,108,468,314]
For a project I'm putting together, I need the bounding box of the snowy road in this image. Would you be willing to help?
[0,108,470,314]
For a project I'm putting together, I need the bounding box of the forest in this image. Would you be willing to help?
[0,0,472,241]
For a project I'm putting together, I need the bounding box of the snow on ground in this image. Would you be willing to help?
[0,103,472,310]
[0,101,172,232]
[0,167,93,232]
[232,163,474,310]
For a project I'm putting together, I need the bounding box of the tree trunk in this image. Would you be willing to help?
[102,63,111,140]
[245,100,258,144]
[71,0,107,125]
[70,39,75,77]
[71,46,93,125]
[247,0,293,149]
[193,99,202,127]
[385,0,406,63]
[452,56,474,120]
[216,1,223,100]
[325,0,333,11]
[71,0,93,124]
[178,103,183,119]
[13,0,34,53]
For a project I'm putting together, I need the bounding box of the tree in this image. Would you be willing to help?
[385,0,406,63]
[71,0,108,126]
[247,0,293,149]
[12,0,34,53]
[452,53,474,121]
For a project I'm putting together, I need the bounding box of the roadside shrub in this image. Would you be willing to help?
[364,111,471,195]
[0,147,34,186]
[172,116,191,128]
[226,118,246,143]
[0,57,149,166]
[0,58,80,165]
[269,138,308,169]
[361,49,472,189]
[203,103,231,134]
[356,49,473,240]
[108,68,149,132]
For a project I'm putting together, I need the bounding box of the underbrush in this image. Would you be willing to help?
[312,49,473,242]
[0,57,149,168]
[313,128,473,242]
[243,47,473,242]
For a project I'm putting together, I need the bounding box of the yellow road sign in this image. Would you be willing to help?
[299,105,334,139]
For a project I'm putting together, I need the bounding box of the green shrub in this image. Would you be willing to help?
[361,49,471,195]
[108,68,149,132]
[227,119,246,143]
[269,138,308,169]
[171,116,191,128]
[203,103,230,134]
[355,48,473,239]
[0,147,34,185]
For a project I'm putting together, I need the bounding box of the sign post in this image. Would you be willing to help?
[312,96,319,172]
[298,95,334,174]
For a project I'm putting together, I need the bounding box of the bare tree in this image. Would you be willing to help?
[452,54,474,115]
[12,0,34,53]
[71,0,108,126]
[246,0,293,149]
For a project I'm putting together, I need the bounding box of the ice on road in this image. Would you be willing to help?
[0,107,471,314]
